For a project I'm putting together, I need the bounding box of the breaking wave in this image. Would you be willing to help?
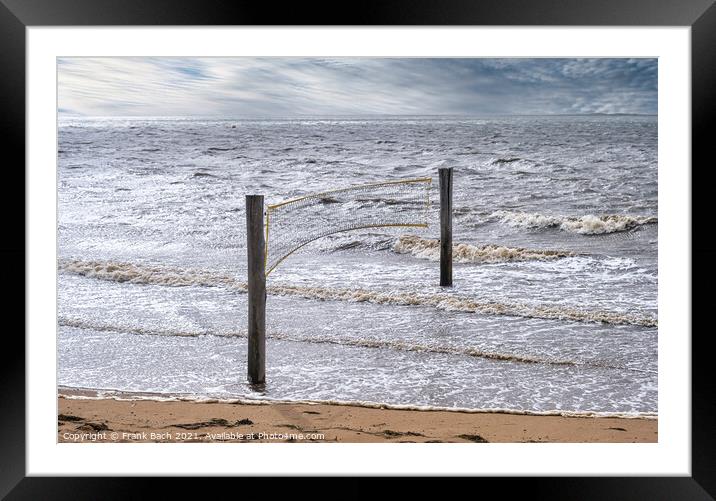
[58,316,652,372]
[59,259,657,327]
[58,389,658,420]
[266,284,657,327]
[492,211,657,235]
[58,259,244,289]
[392,235,574,263]
[491,157,523,165]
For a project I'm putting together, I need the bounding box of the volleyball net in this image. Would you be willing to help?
[265,178,432,275]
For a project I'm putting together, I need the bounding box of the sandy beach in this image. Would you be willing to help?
[58,392,657,443]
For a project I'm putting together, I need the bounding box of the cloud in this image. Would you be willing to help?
[57,58,657,117]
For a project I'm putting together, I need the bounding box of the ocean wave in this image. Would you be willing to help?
[59,316,653,372]
[58,259,244,289]
[319,233,396,253]
[58,389,658,420]
[267,284,657,327]
[59,259,657,327]
[492,211,657,235]
[492,157,522,165]
[392,235,574,263]
[59,316,572,365]
[59,317,211,337]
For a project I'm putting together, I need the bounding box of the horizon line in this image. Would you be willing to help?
[57,112,658,119]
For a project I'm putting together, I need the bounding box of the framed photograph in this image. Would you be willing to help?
[6,0,714,493]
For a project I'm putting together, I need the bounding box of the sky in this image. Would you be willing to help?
[57,57,657,117]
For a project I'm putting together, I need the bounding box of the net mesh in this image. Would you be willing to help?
[265,178,432,275]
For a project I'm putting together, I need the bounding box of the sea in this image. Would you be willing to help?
[58,115,658,417]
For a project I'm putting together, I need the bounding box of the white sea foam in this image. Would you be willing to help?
[492,211,657,235]
[58,389,657,420]
[59,259,246,290]
[61,316,657,374]
[392,235,574,263]
[59,259,657,327]
[266,284,657,327]
[59,316,596,367]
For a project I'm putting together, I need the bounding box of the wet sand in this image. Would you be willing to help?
[58,393,657,443]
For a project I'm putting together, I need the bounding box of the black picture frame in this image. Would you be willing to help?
[3,0,714,495]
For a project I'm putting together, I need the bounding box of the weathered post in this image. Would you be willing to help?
[246,195,266,384]
[439,167,453,287]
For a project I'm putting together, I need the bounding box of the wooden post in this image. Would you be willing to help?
[439,167,453,287]
[246,195,266,384]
